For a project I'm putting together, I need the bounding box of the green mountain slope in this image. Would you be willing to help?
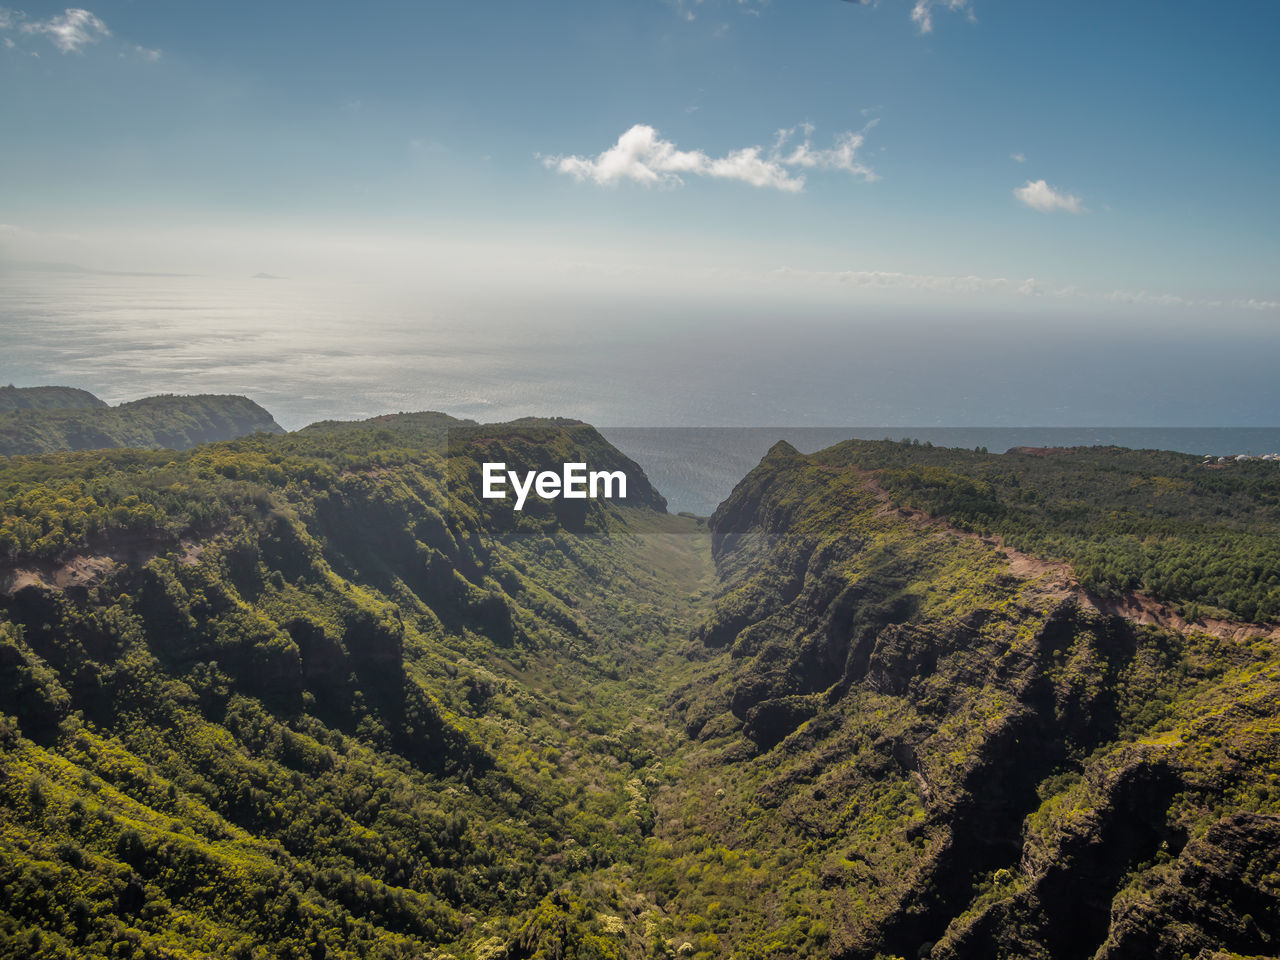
[0,387,108,414]
[0,415,710,959]
[2,428,1278,960]
[813,440,1280,622]
[0,394,284,457]
[662,440,1280,959]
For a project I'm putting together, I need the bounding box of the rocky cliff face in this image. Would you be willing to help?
[0,415,700,959]
[671,441,1280,959]
[2,423,1277,959]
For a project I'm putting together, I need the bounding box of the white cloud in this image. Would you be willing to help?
[543,122,877,193]
[1017,276,1078,298]
[772,266,1013,294]
[4,8,155,60]
[20,8,110,53]
[1105,290,1188,307]
[665,0,767,22]
[665,0,700,22]
[1103,290,1280,312]
[1010,152,1026,163]
[843,270,1008,292]
[673,0,974,33]
[547,125,730,188]
[709,146,803,191]
[1014,179,1084,214]
[1233,298,1280,312]
[791,269,1072,298]
[774,122,879,181]
[910,0,973,34]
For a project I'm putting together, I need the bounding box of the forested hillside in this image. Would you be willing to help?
[0,387,107,414]
[0,414,712,959]
[815,440,1280,622]
[665,441,1280,959]
[2,426,1278,959]
[0,392,283,457]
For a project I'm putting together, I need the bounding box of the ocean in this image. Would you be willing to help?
[4,271,1279,514]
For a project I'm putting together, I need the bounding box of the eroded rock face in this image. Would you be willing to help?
[930,754,1186,960]
[1097,812,1280,960]
[675,444,1280,960]
[742,694,820,750]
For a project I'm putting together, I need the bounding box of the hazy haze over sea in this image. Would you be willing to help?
[4,272,1279,513]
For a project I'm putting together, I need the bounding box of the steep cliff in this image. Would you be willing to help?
[2,427,1278,959]
[0,392,284,456]
[663,439,1280,959]
[0,415,706,959]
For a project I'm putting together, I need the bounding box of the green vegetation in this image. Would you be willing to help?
[2,426,1278,959]
[0,392,284,457]
[812,439,1280,622]
[661,441,1280,959]
[0,387,107,414]
[0,414,712,958]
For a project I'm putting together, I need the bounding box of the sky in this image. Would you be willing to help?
[1,0,1278,320]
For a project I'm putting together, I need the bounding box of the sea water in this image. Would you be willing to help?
[4,271,1279,514]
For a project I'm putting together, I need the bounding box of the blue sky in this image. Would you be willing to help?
[2,0,1278,317]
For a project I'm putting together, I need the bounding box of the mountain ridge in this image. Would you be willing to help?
[0,386,108,414]
[0,390,284,457]
[668,440,1280,958]
[1,421,1278,959]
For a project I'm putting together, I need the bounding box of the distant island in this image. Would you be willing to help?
[0,386,283,456]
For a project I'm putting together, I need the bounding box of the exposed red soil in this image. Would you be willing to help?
[844,466,1280,643]
[0,533,215,596]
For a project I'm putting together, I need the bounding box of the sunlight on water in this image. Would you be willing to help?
[5,273,1280,489]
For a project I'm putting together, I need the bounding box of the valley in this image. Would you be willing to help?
[1,416,1278,959]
